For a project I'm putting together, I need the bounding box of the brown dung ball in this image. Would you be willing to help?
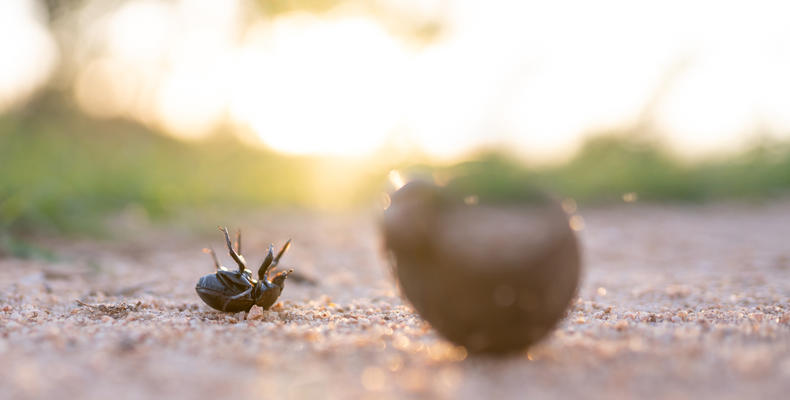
[382,179,581,354]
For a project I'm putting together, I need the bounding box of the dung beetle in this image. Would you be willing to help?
[195,227,293,319]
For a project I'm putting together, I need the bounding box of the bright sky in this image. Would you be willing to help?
[0,0,56,110]
[4,0,790,161]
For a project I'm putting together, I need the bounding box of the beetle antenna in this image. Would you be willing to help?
[235,229,242,254]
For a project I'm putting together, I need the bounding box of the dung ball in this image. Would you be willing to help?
[382,179,581,354]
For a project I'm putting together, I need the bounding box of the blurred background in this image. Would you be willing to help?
[3,0,790,238]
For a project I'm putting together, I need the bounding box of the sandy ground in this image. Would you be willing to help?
[1,202,790,400]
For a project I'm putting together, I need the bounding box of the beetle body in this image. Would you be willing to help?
[195,227,292,317]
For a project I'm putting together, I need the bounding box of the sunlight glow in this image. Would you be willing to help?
[0,0,56,110]
[388,170,406,190]
[54,0,790,159]
[229,14,407,155]
[74,0,240,138]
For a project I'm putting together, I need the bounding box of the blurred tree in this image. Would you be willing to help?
[40,0,87,21]
[255,0,348,15]
[27,0,445,116]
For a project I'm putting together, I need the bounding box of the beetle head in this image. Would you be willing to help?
[271,269,294,288]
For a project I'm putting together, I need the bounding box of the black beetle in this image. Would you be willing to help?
[195,227,293,319]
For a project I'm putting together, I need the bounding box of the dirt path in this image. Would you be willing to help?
[2,203,789,399]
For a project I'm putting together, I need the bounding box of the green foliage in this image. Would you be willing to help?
[0,114,314,234]
[545,135,703,202]
[548,134,790,202]
[398,153,546,204]
[396,134,790,205]
[3,109,790,235]
[693,140,790,198]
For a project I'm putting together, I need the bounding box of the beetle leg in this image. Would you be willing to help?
[257,244,274,281]
[272,239,292,269]
[220,226,247,272]
[215,270,240,289]
[235,229,242,255]
[222,286,253,310]
[202,247,221,271]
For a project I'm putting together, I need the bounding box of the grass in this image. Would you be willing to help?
[396,134,790,206]
[552,134,790,202]
[3,107,790,236]
[0,112,317,234]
